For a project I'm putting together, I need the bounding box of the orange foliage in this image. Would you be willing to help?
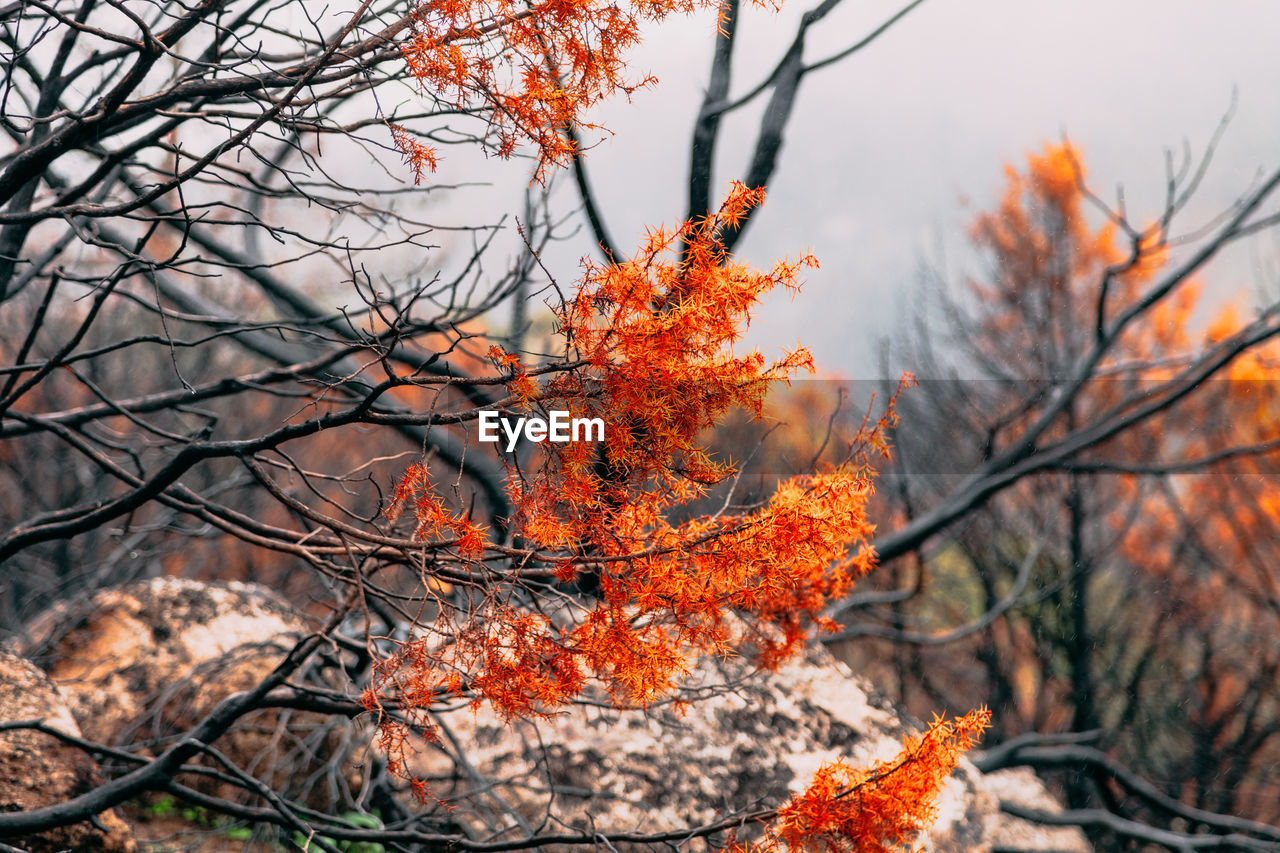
[365,184,985,842]
[394,0,757,178]
[967,142,1166,374]
[992,146,1280,818]
[864,142,1280,817]
[749,709,990,853]
[1115,308,1280,631]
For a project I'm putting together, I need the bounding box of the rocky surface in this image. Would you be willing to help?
[981,767,1095,852]
[24,578,303,744]
[412,638,1091,853]
[0,649,136,853]
[23,577,358,809]
[6,578,1088,852]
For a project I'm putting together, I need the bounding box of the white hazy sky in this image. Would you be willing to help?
[418,0,1280,378]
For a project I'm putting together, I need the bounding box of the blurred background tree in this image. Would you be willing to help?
[820,143,1280,847]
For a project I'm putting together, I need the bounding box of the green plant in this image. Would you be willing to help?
[290,812,385,853]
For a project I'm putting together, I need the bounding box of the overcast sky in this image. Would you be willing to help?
[424,1,1280,378]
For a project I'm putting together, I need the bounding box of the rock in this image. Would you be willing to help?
[980,767,1096,853]
[409,636,1090,853]
[0,649,136,853]
[23,577,359,809]
[14,578,1088,852]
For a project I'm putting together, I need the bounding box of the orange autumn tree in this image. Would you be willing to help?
[852,142,1280,828]
[365,182,988,847]
[1104,304,1280,822]
[964,147,1280,815]
[982,146,1280,825]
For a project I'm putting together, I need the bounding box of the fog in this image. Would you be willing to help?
[406,2,1280,378]
[547,1,1280,371]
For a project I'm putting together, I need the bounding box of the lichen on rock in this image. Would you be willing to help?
[23,577,360,810]
[407,635,1090,853]
[0,649,136,853]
